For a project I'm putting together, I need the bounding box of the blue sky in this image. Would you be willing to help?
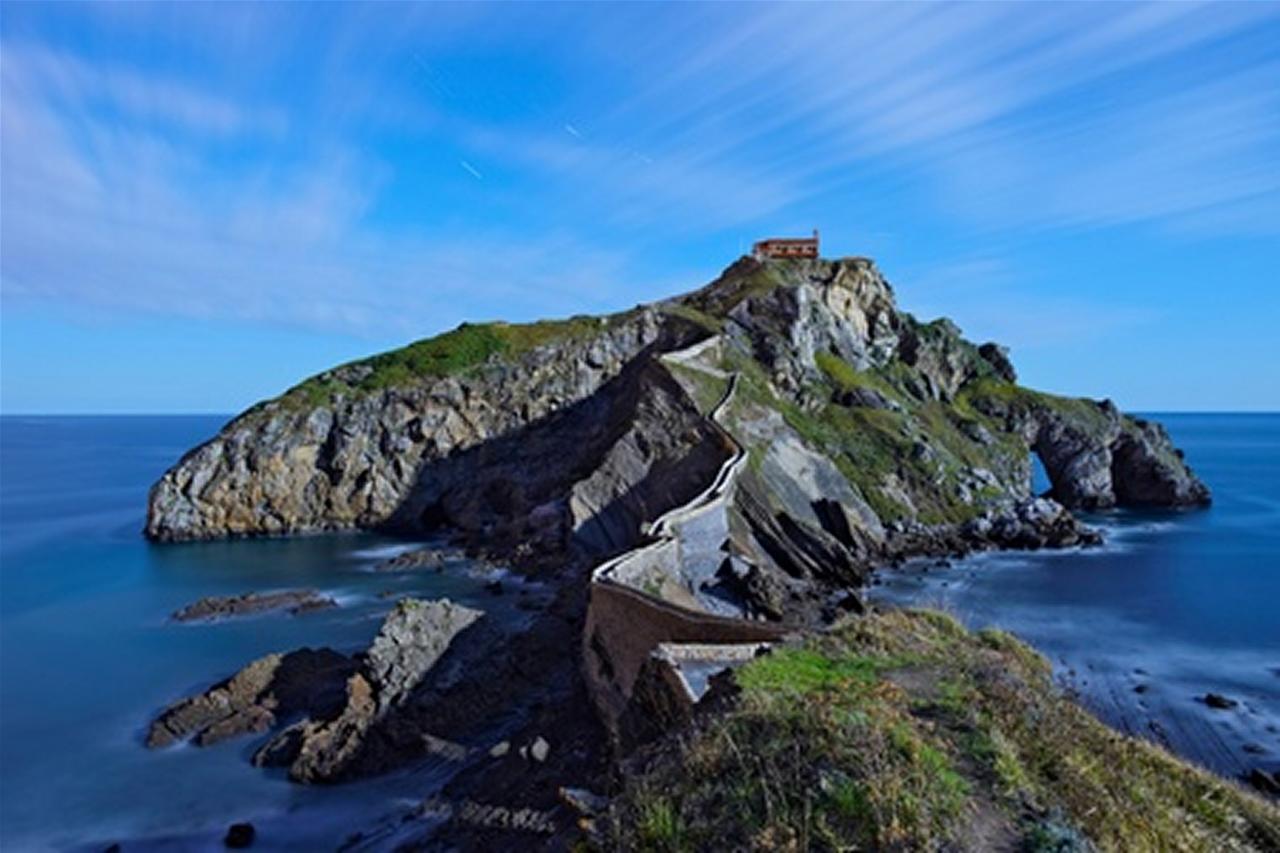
[2,2,1277,413]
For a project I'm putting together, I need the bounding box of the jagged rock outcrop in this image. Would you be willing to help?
[1111,417,1211,506]
[365,598,484,711]
[145,256,1209,701]
[968,386,1211,510]
[254,598,483,782]
[146,648,354,748]
[690,257,900,393]
[383,355,733,564]
[143,253,1213,818]
[148,598,481,783]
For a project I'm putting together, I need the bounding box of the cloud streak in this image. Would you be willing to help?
[0,39,663,339]
[2,2,1276,353]
[548,2,1280,235]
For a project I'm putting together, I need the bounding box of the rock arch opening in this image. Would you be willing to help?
[1030,448,1053,498]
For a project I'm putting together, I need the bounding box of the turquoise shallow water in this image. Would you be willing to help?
[0,416,539,851]
[871,413,1280,784]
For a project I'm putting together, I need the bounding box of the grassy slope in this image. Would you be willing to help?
[276,311,640,409]
[609,610,1280,852]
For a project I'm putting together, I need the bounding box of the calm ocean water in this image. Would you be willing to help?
[0,416,540,851]
[872,413,1280,784]
[1,414,1277,848]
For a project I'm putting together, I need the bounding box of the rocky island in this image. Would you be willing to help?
[143,257,1278,849]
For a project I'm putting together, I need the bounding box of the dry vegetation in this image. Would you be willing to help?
[607,609,1280,852]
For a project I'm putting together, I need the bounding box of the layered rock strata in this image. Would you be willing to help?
[148,598,483,783]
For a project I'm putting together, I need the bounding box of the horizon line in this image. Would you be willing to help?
[3,410,1279,418]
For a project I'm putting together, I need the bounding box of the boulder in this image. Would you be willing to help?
[978,342,1017,383]
[833,386,898,411]
[365,599,484,711]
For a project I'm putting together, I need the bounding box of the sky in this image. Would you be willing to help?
[1,2,1277,414]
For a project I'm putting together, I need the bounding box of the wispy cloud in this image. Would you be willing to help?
[0,43,646,339]
[2,2,1276,350]
[484,2,1280,236]
[2,43,284,138]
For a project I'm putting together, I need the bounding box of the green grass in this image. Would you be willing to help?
[815,351,893,397]
[729,350,996,524]
[275,311,639,409]
[658,301,723,334]
[735,647,892,696]
[358,323,510,389]
[958,377,1113,435]
[635,793,687,851]
[663,361,730,416]
[607,610,1280,852]
[675,260,794,319]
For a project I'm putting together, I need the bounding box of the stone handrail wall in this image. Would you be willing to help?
[583,338,786,735]
[583,580,789,732]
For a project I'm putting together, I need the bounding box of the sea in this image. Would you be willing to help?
[871,413,1280,785]
[0,415,544,851]
[1,413,1277,849]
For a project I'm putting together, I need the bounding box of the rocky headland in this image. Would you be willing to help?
[142,256,1242,848]
[146,257,1206,590]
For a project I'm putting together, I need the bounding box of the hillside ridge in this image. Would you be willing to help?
[146,255,1207,549]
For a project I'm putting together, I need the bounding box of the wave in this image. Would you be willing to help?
[346,542,429,561]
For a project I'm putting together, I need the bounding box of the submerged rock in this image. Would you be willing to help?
[375,548,448,572]
[170,589,337,622]
[1202,692,1239,710]
[223,822,255,849]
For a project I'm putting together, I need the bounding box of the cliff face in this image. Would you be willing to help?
[147,257,1207,562]
[146,310,670,541]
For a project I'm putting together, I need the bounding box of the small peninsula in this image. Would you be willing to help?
[143,256,1277,849]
